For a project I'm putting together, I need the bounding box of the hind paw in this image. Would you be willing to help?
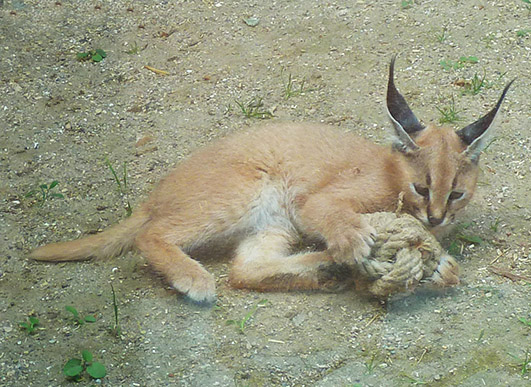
[171,271,217,305]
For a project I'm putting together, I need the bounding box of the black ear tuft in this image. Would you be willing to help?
[386,55,424,153]
[457,79,515,146]
[386,55,425,135]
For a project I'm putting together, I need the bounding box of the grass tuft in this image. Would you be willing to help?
[436,96,461,124]
[234,97,273,119]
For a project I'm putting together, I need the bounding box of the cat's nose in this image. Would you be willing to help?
[428,214,444,226]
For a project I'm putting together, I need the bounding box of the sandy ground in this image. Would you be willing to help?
[1,0,530,386]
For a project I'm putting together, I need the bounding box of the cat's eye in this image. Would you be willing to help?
[448,191,464,201]
[413,184,430,198]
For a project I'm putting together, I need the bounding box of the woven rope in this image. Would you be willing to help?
[356,212,459,298]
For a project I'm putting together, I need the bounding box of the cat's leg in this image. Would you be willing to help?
[297,192,377,266]
[229,227,353,292]
[135,222,216,304]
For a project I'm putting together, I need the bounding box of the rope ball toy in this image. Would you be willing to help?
[355,212,460,298]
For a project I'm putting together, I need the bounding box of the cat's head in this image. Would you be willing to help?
[387,55,514,229]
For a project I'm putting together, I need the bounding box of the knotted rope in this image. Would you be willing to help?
[356,212,459,298]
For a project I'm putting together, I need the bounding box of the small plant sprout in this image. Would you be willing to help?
[440,56,479,71]
[105,158,133,217]
[19,315,40,334]
[447,222,481,256]
[63,350,107,381]
[282,69,312,100]
[125,41,147,55]
[457,233,483,245]
[490,218,501,232]
[518,317,531,328]
[401,0,414,9]
[243,17,260,27]
[234,97,273,119]
[364,353,378,374]
[25,180,65,206]
[477,328,485,342]
[110,283,121,337]
[435,26,448,43]
[401,373,428,385]
[76,49,107,62]
[65,305,97,326]
[463,72,487,95]
[436,96,461,124]
[439,60,454,71]
[473,70,507,92]
[508,349,530,376]
[226,299,268,334]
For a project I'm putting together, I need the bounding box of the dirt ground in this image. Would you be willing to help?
[1,0,530,386]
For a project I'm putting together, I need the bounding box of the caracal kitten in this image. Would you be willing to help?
[31,57,513,304]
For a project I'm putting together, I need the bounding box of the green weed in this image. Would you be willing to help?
[457,233,483,245]
[436,96,461,124]
[518,317,531,328]
[125,41,147,55]
[477,328,485,342]
[234,97,273,119]
[401,373,427,385]
[463,72,487,95]
[243,17,260,27]
[105,158,133,217]
[110,284,121,337]
[364,353,378,374]
[435,26,448,43]
[447,222,482,255]
[25,180,65,206]
[65,305,97,326]
[63,350,106,381]
[401,0,414,9]
[440,56,478,71]
[448,241,462,256]
[489,218,501,232]
[516,29,530,37]
[77,49,107,63]
[508,349,530,376]
[226,299,268,333]
[282,70,312,100]
[19,315,40,334]
[439,61,455,71]
[459,56,479,65]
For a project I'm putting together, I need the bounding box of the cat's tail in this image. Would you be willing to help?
[30,206,151,262]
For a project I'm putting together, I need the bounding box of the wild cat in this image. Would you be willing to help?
[31,57,513,304]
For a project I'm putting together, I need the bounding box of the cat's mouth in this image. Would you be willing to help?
[415,212,450,230]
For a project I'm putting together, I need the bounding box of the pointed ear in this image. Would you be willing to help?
[386,55,424,153]
[457,79,515,162]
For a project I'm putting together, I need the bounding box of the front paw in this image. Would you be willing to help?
[428,254,460,287]
[328,223,377,266]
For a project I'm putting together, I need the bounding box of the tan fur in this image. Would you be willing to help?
[30,123,480,302]
[30,206,151,261]
[31,60,512,303]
